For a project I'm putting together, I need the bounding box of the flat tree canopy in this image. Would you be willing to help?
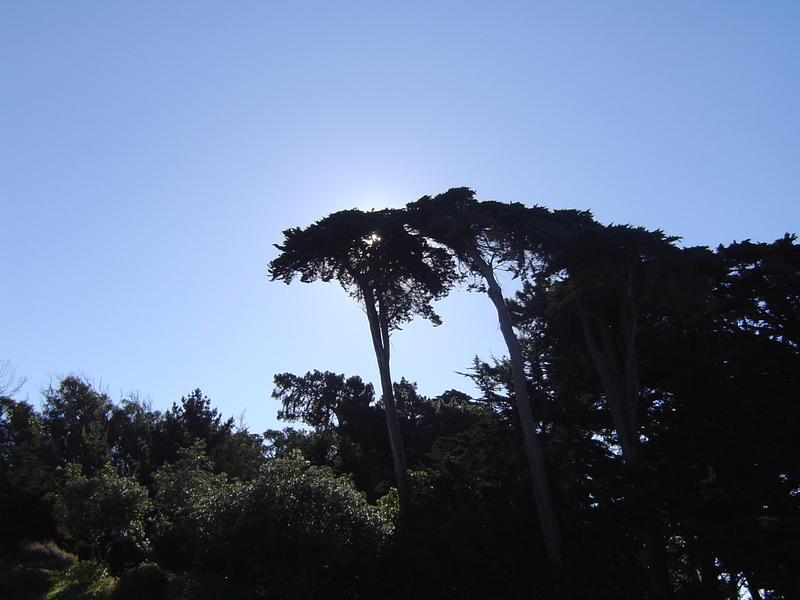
[269,208,457,329]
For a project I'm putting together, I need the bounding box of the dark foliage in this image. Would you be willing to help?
[1,195,796,599]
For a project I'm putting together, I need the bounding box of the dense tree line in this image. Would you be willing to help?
[1,189,797,599]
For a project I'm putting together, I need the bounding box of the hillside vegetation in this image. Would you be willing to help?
[2,190,797,599]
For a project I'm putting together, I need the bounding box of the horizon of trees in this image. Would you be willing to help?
[1,189,798,599]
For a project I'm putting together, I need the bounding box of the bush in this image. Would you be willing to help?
[47,560,117,599]
[191,454,393,598]
[0,561,56,600]
[169,570,249,600]
[112,563,171,600]
[152,452,393,598]
[16,541,77,571]
[105,537,145,576]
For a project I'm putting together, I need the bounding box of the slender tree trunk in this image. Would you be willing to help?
[577,302,641,465]
[697,545,720,598]
[362,285,410,512]
[745,574,762,600]
[577,295,672,600]
[465,248,569,589]
[724,572,741,600]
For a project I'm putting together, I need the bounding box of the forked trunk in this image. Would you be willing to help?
[362,285,410,514]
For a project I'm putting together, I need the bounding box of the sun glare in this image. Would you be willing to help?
[344,183,405,212]
[364,232,382,246]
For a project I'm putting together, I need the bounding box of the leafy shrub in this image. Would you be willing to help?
[0,561,56,600]
[57,464,152,562]
[169,570,249,600]
[105,537,145,576]
[16,541,77,571]
[112,563,171,600]
[46,560,117,599]
[154,451,394,598]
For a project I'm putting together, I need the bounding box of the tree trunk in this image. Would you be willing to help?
[724,572,741,600]
[745,573,763,600]
[465,248,569,588]
[577,301,641,465]
[576,296,672,600]
[696,544,721,599]
[362,285,410,513]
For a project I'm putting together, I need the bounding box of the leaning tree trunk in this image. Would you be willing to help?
[362,285,410,514]
[465,247,569,588]
[745,574,763,600]
[577,290,672,600]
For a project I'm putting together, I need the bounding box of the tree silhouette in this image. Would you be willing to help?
[42,376,113,476]
[406,188,571,587]
[1,197,795,599]
[529,219,721,599]
[269,208,457,511]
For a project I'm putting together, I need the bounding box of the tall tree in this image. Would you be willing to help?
[406,188,571,584]
[529,219,721,599]
[269,208,457,511]
[0,397,58,551]
[715,233,800,350]
[42,376,113,476]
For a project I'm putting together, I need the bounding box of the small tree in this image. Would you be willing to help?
[42,376,113,476]
[0,397,58,551]
[273,370,374,433]
[269,208,458,511]
[272,370,390,497]
[57,463,152,562]
[0,360,26,398]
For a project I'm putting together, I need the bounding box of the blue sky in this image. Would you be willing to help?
[2,1,798,433]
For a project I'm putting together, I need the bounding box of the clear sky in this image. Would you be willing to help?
[2,1,798,433]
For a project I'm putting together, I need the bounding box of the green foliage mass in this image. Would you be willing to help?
[55,464,152,563]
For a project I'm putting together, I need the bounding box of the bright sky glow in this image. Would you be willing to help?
[2,2,798,433]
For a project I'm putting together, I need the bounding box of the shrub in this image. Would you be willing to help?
[169,570,249,600]
[16,541,77,571]
[112,563,171,600]
[193,453,393,597]
[46,560,117,599]
[0,561,56,600]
